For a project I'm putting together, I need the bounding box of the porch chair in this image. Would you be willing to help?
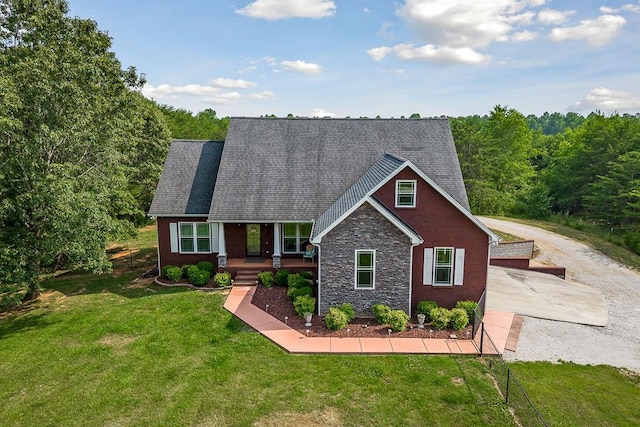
[303,244,316,264]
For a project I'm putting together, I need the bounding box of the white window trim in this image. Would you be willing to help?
[433,247,454,287]
[281,222,312,254]
[354,249,376,290]
[178,222,213,254]
[395,179,417,208]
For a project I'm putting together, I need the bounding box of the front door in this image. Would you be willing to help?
[246,224,261,257]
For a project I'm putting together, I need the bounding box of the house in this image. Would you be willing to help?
[148,118,499,316]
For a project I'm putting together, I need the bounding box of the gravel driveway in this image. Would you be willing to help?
[480,217,640,373]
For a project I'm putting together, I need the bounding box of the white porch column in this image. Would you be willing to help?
[217,222,227,268]
[273,223,281,268]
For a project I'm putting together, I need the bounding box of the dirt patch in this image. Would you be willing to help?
[251,286,473,339]
[98,334,138,351]
[451,376,466,385]
[253,407,342,427]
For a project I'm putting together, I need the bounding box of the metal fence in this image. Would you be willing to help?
[473,294,549,427]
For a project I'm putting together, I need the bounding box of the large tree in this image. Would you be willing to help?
[0,0,170,306]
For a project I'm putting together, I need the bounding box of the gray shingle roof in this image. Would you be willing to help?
[312,153,406,238]
[148,140,224,216]
[208,118,469,221]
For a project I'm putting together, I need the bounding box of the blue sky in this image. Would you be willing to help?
[67,0,640,118]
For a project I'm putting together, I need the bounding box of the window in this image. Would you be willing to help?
[355,250,375,289]
[395,180,416,207]
[282,223,312,253]
[434,248,453,285]
[179,222,211,253]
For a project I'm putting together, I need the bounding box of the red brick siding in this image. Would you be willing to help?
[156,217,218,269]
[372,167,490,310]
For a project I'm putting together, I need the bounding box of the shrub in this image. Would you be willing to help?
[287,286,312,301]
[450,308,469,331]
[275,269,289,286]
[338,303,355,322]
[165,266,183,282]
[300,271,313,280]
[371,303,391,324]
[293,295,316,317]
[324,307,348,330]
[196,261,215,275]
[181,264,195,278]
[214,271,232,287]
[162,265,178,279]
[188,267,211,286]
[387,309,409,332]
[257,271,274,287]
[416,300,438,321]
[455,300,478,321]
[430,308,451,330]
[288,273,312,289]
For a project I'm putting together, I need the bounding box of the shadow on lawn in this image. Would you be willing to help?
[0,310,54,341]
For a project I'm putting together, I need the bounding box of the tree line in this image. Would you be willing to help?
[1,0,638,311]
[451,108,640,254]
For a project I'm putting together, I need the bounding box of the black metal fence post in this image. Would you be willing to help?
[505,367,511,403]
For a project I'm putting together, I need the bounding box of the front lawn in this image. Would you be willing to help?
[0,276,514,426]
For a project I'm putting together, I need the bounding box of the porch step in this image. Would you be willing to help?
[233,270,259,286]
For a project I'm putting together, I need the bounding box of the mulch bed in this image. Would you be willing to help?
[251,285,473,339]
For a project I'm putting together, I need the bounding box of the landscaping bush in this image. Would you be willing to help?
[324,307,348,330]
[162,265,178,279]
[196,261,215,275]
[450,308,469,331]
[455,300,478,321]
[288,273,312,289]
[293,295,315,317]
[430,307,451,330]
[275,269,289,286]
[165,266,183,282]
[371,303,391,324]
[416,300,438,321]
[387,309,409,332]
[257,271,274,287]
[300,271,313,280]
[181,264,195,278]
[287,286,312,301]
[213,271,232,287]
[338,303,355,322]
[188,267,211,287]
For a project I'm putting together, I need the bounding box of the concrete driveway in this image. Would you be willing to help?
[486,265,608,326]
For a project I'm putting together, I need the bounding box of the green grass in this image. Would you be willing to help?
[510,362,640,426]
[0,226,515,426]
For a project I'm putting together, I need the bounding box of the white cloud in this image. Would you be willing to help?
[537,8,575,25]
[310,108,335,118]
[237,65,257,74]
[142,84,220,99]
[383,69,405,74]
[211,78,257,89]
[572,87,640,112]
[367,46,393,62]
[279,60,322,74]
[235,0,335,20]
[377,21,395,38]
[396,0,538,49]
[511,30,539,42]
[549,14,626,47]
[600,3,640,14]
[369,44,489,65]
[248,91,277,100]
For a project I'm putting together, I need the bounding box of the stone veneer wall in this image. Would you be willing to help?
[319,203,412,317]
[489,240,534,259]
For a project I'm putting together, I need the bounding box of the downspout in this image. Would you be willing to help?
[408,239,422,318]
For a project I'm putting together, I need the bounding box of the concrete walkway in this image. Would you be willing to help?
[224,286,514,355]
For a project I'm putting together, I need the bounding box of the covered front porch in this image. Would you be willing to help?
[225,257,317,277]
